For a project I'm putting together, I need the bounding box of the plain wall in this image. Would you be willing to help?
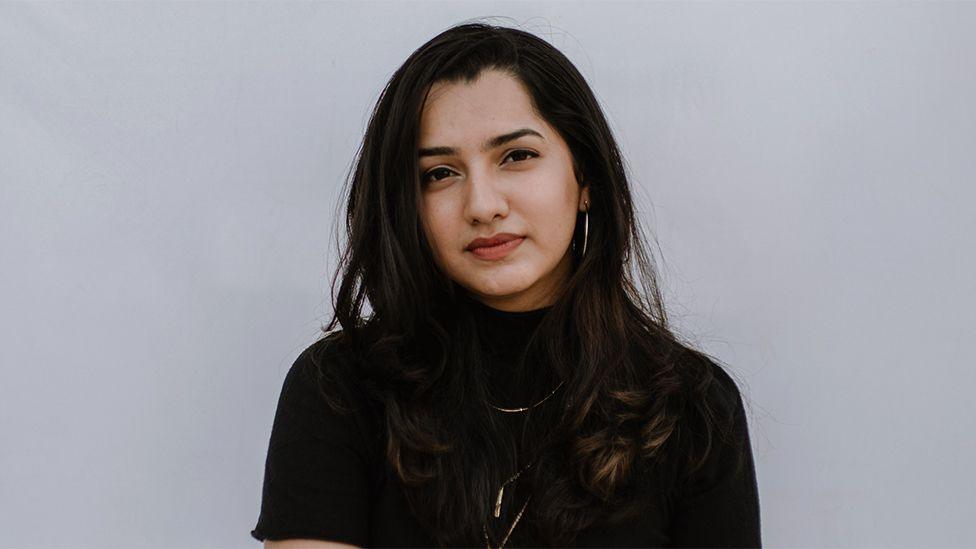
[2,2,974,547]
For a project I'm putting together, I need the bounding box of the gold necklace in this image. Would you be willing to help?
[483,494,531,549]
[481,463,532,549]
[487,380,565,412]
[492,462,532,517]
[482,375,561,546]
[482,460,533,547]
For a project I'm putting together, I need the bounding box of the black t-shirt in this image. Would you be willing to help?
[251,300,761,547]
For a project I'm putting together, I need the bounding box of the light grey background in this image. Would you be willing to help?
[2,1,973,547]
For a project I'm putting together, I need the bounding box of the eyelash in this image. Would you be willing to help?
[421,149,539,184]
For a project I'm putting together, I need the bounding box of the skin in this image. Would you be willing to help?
[265,541,357,549]
[417,68,590,312]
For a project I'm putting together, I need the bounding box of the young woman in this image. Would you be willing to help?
[252,22,761,548]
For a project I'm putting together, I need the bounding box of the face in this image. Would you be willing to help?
[417,69,590,312]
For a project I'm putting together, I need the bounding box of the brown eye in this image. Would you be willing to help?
[422,167,455,184]
[504,149,538,163]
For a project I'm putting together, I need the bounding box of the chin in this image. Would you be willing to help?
[465,276,534,299]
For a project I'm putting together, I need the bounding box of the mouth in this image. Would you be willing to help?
[468,237,525,260]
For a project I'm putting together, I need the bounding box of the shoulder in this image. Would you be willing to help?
[670,346,752,482]
[704,356,745,420]
[270,330,382,455]
[676,346,745,423]
[286,330,369,410]
[664,350,762,544]
[294,329,357,374]
[274,329,378,436]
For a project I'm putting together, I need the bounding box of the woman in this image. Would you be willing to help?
[252,21,761,548]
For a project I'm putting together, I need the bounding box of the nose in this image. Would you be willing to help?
[463,168,509,225]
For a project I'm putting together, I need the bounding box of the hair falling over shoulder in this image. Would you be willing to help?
[314,20,743,547]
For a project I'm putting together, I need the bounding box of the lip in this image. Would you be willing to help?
[467,235,525,260]
[466,233,523,251]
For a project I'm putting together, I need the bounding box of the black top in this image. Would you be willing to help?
[251,300,761,547]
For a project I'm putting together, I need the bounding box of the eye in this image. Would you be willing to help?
[421,166,456,184]
[504,149,538,163]
[420,150,538,185]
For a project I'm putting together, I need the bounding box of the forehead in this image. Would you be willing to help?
[419,70,545,140]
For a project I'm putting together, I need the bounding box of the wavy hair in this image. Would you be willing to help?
[317,20,744,546]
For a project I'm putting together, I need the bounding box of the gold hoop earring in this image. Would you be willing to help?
[582,200,589,257]
[573,200,589,259]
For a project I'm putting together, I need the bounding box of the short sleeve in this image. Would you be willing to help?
[668,363,762,548]
[250,339,372,546]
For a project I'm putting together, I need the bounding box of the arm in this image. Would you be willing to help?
[668,367,762,547]
[251,338,373,546]
[266,540,361,549]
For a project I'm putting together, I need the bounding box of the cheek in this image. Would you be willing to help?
[526,179,579,242]
[420,201,455,250]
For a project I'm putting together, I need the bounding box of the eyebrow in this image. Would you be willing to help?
[418,128,544,158]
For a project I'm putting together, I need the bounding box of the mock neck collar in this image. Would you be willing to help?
[465,295,551,362]
[467,296,553,322]
[464,295,561,413]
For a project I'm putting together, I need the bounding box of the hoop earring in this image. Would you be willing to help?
[581,201,589,257]
[573,200,589,258]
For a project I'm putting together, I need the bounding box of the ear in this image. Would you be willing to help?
[578,184,590,212]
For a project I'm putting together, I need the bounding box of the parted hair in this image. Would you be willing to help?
[317,20,747,546]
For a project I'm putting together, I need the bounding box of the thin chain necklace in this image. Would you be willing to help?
[491,462,532,517]
[483,461,533,549]
[487,379,565,412]
[481,376,563,547]
[483,494,531,549]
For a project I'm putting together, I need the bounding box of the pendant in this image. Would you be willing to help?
[494,485,505,518]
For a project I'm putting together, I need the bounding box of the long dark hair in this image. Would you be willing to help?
[316,20,746,546]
